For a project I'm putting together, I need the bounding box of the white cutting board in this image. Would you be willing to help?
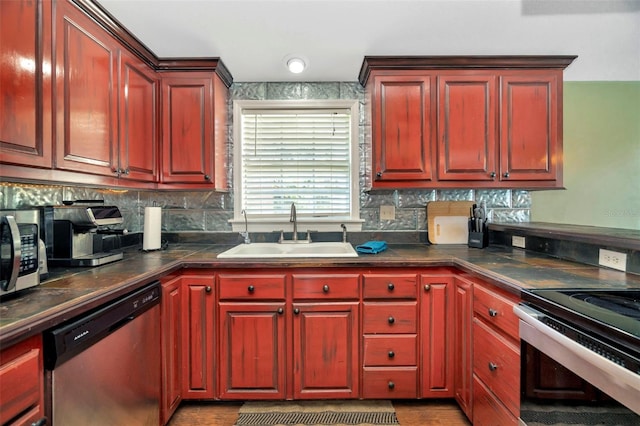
[430,216,469,244]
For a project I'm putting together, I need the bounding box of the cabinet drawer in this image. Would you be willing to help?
[472,375,518,426]
[218,274,286,300]
[473,318,520,416]
[0,337,43,425]
[363,274,418,299]
[362,367,418,399]
[473,284,519,340]
[363,302,417,334]
[292,274,359,300]
[363,335,417,366]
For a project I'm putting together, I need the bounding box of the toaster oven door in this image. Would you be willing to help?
[0,215,22,292]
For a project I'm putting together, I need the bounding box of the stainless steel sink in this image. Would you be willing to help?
[217,242,358,258]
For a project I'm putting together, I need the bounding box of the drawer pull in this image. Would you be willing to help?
[248,285,255,293]
[388,351,395,358]
[294,308,300,315]
[323,284,330,293]
[424,284,431,291]
[488,362,498,371]
[205,286,212,293]
[488,308,498,317]
[388,381,395,389]
[31,419,47,426]
[388,316,395,324]
[277,307,284,315]
[387,282,395,291]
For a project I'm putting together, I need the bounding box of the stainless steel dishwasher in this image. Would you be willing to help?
[43,281,161,426]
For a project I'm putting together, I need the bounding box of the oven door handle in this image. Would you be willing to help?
[0,215,22,292]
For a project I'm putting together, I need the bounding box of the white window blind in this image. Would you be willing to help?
[240,108,352,217]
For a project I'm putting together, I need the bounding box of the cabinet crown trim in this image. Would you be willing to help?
[358,55,577,86]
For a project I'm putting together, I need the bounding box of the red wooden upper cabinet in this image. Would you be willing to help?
[160,71,229,189]
[359,56,575,189]
[438,73,498,182]
[500,71,562,183]
[0,0,53,169]
[54,0,119,177]
[370,72,435,187]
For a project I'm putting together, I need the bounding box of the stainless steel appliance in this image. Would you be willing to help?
[0,209,41,296]
[45,203,127,266]
[515,288,640,416]
[44,281,161,426]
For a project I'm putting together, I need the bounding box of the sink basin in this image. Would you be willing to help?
[217,242,358,258]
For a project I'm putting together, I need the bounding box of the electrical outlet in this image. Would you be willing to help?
[512,236,526,249]
[599,249,627,272]
[380,205,395,220]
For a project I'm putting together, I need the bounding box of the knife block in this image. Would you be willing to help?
[468,228,488,249]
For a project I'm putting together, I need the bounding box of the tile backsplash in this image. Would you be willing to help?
[1,82,530,236]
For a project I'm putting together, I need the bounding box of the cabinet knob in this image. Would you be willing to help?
[376,171,382,179]
[387,282,395,291]
[204,174,211,181]
[490,171,496,179]
[294,308,300,315]
[388,381,395,389]
[31,419,47,426]
[503,172,510,178]
[388,351,395,358]
[277,307,284,315]
[248,285,255,293]
[323,284,330,293]
[488,308,498,317]
[388,316,395,324]
[488,362,498,372]
[205,286,212,293]
[122,168,130,175]
[424,284,431,291]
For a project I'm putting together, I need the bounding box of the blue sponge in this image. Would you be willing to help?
[356,241,388,254]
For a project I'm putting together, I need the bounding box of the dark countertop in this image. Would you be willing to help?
[2,242,640,348]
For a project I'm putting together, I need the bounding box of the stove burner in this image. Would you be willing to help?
[570,293,640,320]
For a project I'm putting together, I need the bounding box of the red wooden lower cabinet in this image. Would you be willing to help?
[161,276,183,424]
[472,375,519,426]
[0,335,45,426]
[218,303,286,399]
[453,277,474,420]
[293,302,360,399]
[421,274,455,397]
[181,275,215,399]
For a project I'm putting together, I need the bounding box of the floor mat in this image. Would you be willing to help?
[520,401,639,425]
[234,400,399,426]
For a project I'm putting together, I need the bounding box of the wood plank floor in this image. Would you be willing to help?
[168,400,471,425]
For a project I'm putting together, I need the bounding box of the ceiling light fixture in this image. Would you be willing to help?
[287,57,306,74]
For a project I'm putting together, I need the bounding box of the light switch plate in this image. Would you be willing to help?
[512,236,526,248]
[380,205,395,220]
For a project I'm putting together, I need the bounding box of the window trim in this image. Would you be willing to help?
[231,99,363,233]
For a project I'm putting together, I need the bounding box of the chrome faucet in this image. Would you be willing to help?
[341,223,347,243]
[240,209,251,244]
[290,203,298,242]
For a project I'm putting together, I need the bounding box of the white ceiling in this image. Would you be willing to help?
[97,0,640,82]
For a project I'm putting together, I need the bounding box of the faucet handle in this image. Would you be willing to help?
[340,224,347,243]
[277,230,285,243]
[306,230,317,243]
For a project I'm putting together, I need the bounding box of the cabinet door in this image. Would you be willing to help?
[0,335,45,425]
[438,73,497,181]
[0,0,53,169]
[181,275,215,399]
[118,50,158,182]
[421,275,454,397]
[293,302,360,399]
[54,0,118,176]
[218,303,286,399]
[161,277,182,424]
[372,74,434,186]
[500,72,561,182]
[454,277,473,420]
[161,72,216,185]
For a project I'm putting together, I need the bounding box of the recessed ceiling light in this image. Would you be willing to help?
[287,57,306,74]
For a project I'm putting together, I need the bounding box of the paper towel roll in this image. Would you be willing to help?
[143,207,162,251]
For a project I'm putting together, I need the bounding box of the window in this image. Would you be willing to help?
[232,100,362,232]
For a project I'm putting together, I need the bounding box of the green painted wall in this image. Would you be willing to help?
[531,82,640,230]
